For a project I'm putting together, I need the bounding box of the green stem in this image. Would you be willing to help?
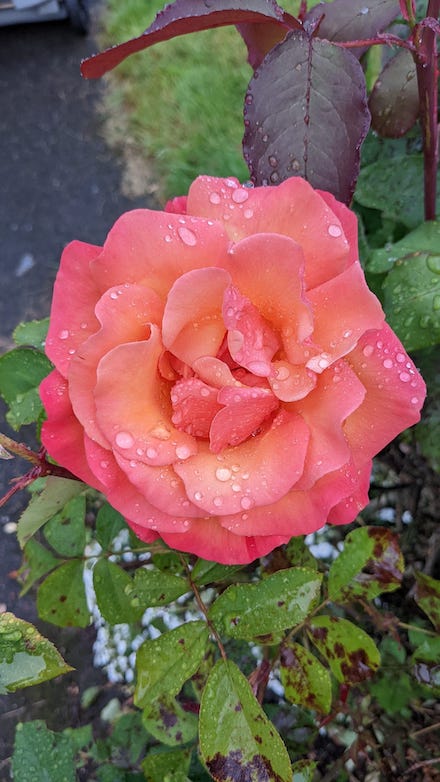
[180,555,228,663]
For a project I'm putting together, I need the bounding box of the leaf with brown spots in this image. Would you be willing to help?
[142,695,198,746]
[280,641,332,714]
[199,659,292,782]
[36,560,90,628]
[414,572,440,631]
[307,616,380,684]
[328,526,404,604]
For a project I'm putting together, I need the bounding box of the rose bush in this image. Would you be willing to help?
[40,176,425,564]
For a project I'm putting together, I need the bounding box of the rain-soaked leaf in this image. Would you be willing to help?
[95,502,127,551]
[13,318,50,351]
[37,560,90,628]
[12,721,77,782]
[369,49,419,138]
[199,659,292,782]
[0,613,73,693]
[44,495,86,558]
[243,31,370,204]
[308,616,380,683]
[292,760,318,782]
[81,0,297,79]
[0,347,52,429]
[93,559,144,625]
[411,636,440,694]
[355,155,440,228]
[17,477,85,548]
[126,566,189,608]
[209,567,322,642]
[328,526,404,603]
[236,19,293,69]
[414,572,440,630]
[191,558,244,586]
[142,695,198,746]
[142,747,192,782]
[305,0,399,56]
[382,249,440,351]
[135,621,210,708]
[367,221,440,274]
[18,538,59,596]
[280,640,332,713]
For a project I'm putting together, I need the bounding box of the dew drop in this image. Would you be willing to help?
[110,291,118,300]
[243,208,254,219]
[276,366,290,381]
[213,496,223,507]
[164,234,172,243]
[232,483,241,492]
[80,322,88,329]
[146,447,158,459]
[427,255,440,274]
[176,444,191,460]
[399,372,411,383]
[209,192,221,205]
[383,358,393,369]
[240,496,252,510]
[328,224,342,238]
[100,460,110,469]
[115,431,135,449]
[411,396,419,405]
[343,329,352,339]
[362,344,374,357]
[177,226,197,246]
[59,329,69,340]
[194,491,204,501]
[396,352,406,363]
[232,188,249,204]
[268,155,278,168]
[216,467,232,482]
[270,171,279,183]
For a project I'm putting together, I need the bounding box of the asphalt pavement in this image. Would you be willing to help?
[0,5,155,771]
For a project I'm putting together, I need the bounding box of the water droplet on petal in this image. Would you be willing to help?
[209,192,221,205]
[146,447,158,459]
[59,329,69,340]
[213,496,223,507]
[399,372,411,382]
[176,444,191,459]
[115,431,135,449]
[383,359,393,369]
[177,226,197,246]
[243,208,254,219]
[240,496,252,510]
[362,344,374,357]
[411,396,419,405]
[232,188,249,204]
[216,467,232,482]
[164,234,172,243]
[328,224,342,238]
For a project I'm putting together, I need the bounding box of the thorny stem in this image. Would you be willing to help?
[179,555,228,663]
[413,0,439,220]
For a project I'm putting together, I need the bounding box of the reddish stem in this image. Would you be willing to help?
[413,0,439,221]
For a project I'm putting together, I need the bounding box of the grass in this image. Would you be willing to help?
[99,0,253,201]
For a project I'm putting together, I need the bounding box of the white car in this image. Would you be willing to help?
[0,0,89,34]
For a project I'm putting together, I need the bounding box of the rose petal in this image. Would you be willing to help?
[223,284,280,376]
[45,241,101,377]
[68,284,163,448]
[225,233,314,364]
[295,361,366,488]
[344,324,426,465]
[40,371,104,491]
[171,377,222,438]
[318,189,359,266]
[221,458,371,537]
[306,262,384,369]
[94,328,197,466]
[159,517,288,565]
[175,409,309,515]
[210,385,279,452]
[192,356,238,388]
[269,360,317,402]
[90,210,230,300]
[186,175,351,289]
[162,267,230,366]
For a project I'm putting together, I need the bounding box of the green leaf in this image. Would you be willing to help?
[37,560,90,627]
[328,526,404,603]
[199,659,292,782]
[382,251,440,351]
[44,494,86,557]
[95,502,127,550]
[126,566,189,609]
[292,760,318,782]
[0,347,52,429]
[110,712,148,764]
[142,695,198,746]
[414,572,440,631]
[192,558,244,586]
[18,538,59,596]
[93,559,144,624]
[17,477,85,548]
[13,318,50,350]
[308,616,380,683]
[12,721,77,782]
[135,621,210,708]
[0,612,73,693]
[367,220,440,273]
[209,567,322,642]
[355,155,440,228]
[280,641,332,714]
[142,747,192,782]
[285,537,318,570]
[411,637,440,694]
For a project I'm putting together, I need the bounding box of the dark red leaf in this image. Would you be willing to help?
[81,0,298,79]
[369,48,419,137]
[236,21,291,69]
[243,31,370,204]
[305,0,400,57]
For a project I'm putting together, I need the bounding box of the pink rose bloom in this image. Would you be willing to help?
[40,176,425,564]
